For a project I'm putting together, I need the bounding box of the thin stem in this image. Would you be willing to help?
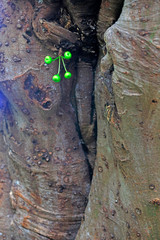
[52,56,60,62]
[61,57,67,72]
[57,57,61,74]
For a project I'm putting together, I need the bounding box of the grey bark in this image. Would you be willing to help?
[76,0,160,239]
[0,0,98,239]
[0,0,160,240]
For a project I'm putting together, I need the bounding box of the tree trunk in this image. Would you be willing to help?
[76,0,160,239]
[0,0,160,240]
[0,0,99,239]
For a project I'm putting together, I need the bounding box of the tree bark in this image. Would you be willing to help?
[1,0,160,240]
[0,0,98,239]
[76,0,160,239]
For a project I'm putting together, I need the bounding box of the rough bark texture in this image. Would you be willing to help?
[0,0,99,239]
[76,0,160,239]
[1,0,160,240]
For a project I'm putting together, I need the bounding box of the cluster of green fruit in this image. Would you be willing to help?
[44,51,72,82]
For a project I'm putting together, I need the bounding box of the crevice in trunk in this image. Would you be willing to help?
[97,0,124,47]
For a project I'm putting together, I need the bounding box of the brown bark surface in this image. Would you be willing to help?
[0,0,99,239]
[1,0,160,240]
[76,0,160,239]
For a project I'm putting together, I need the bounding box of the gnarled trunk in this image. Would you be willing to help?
[0,0,99,239]
[0,0,160,239]
[76,0,160,239]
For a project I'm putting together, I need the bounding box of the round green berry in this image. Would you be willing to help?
[64,72,72,79]
[64,51,72,59]
[44,56,52,64]
[52,74,61,82]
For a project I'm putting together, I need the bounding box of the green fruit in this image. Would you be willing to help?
[64,51,72,59]
[44,56,52,64]
[64,72,72,79]
[52,74,61,82]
